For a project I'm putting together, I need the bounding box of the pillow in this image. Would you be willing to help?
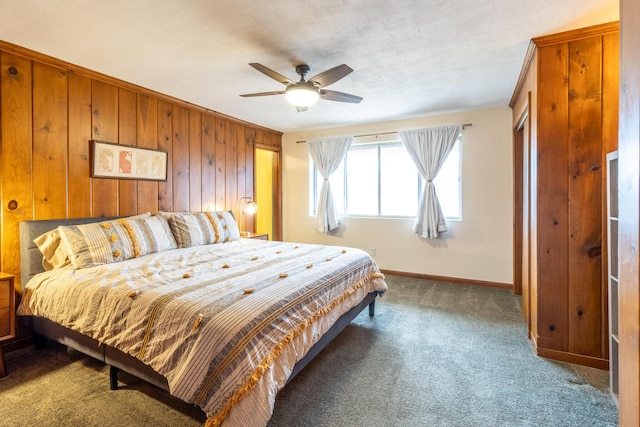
[210,211,241,243]
[35,213,153,270]
[161,211,220,248]
[120,214,177,256]
[33,229,70,271]
[58,220,136,269]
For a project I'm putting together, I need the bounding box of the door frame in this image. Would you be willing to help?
[513,92,532,331]
[255,144,282,241]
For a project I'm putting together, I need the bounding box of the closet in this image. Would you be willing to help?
[510,22,619,369]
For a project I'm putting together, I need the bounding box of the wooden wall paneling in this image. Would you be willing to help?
[619,0,640,422]
[157,101,173,212]
[511,23,619,368]
[215,118,227,210]
[536,44,570,351]
[189,111,202,212]
[118,88,138,216]
[136,94,159,214]
[201,114,216,211]
[601,32,620,359]
[67,73,93,218]
[225,121,238,213]
[32,62,68,220]
[172,105,190,212]
[566,36,603,357]
[0,53,33,283]
[91,80,119,217]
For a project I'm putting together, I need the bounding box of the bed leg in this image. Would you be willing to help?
[368,299,376,317]
[109,366,119,390]
[34,333,47,350]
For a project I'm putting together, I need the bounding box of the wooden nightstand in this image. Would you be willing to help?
[240,232,269,240]
[0,273,15,378]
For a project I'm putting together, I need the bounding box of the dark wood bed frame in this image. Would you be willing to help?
[19,217,381,394]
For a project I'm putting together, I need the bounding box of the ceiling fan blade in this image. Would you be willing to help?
[308,64,353,87]
[249,63,296,85]
[239,90,285,97]
[320,89,363,104]
[295,106,308,112]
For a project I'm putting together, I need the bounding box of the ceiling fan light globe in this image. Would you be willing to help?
[285,86,320,107]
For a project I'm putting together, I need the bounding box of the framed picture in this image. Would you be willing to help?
[90,140,168,181]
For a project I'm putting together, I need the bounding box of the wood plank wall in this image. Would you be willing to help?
[534,27,619,363]
[0,42,282,290]
[510,22,619,368]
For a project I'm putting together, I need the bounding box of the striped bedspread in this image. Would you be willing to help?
[18,238,387,426]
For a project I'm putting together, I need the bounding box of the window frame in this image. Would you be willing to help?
[309,137,462,220]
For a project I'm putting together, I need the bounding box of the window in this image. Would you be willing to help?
[310,137,462,219]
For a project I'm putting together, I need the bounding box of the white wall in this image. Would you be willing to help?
[281,106,513,285]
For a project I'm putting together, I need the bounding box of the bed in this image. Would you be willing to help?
[17,213,387,427]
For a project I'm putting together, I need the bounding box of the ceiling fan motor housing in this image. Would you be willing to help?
[295,64,311,79]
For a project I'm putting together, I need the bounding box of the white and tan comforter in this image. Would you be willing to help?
[18,238,387,427]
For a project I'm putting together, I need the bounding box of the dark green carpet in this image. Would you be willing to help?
[0,275,618,426]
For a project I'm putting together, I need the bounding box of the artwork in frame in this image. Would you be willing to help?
[90,140,168,181]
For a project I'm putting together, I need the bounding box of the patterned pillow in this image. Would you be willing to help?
[34,213,152,270]
[58,220,136,269]
[120,215,177,256]
[211,211,241,243]
[162,211,220,248]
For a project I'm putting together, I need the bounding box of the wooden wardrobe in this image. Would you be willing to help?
[510,22,619,369]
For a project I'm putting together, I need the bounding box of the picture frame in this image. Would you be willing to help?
[90,140,168,181]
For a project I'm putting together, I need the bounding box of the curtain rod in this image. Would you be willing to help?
[296,123,472,143]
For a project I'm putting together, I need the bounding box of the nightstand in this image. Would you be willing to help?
[0,273,15,378]
[240,232,269,240]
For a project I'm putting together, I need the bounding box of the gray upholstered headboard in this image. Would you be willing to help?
[19,217,118,285]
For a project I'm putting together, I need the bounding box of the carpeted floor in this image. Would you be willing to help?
[0,275,618,426]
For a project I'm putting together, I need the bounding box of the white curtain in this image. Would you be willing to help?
[399,125,461,239]
[308,136,353,233]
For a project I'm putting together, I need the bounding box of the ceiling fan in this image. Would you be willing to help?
[240,63,363,112]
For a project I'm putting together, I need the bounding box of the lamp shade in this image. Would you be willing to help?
[285,84,320,107]
[243,201,258,215]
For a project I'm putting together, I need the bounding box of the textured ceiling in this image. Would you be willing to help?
[0,0,618,133]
